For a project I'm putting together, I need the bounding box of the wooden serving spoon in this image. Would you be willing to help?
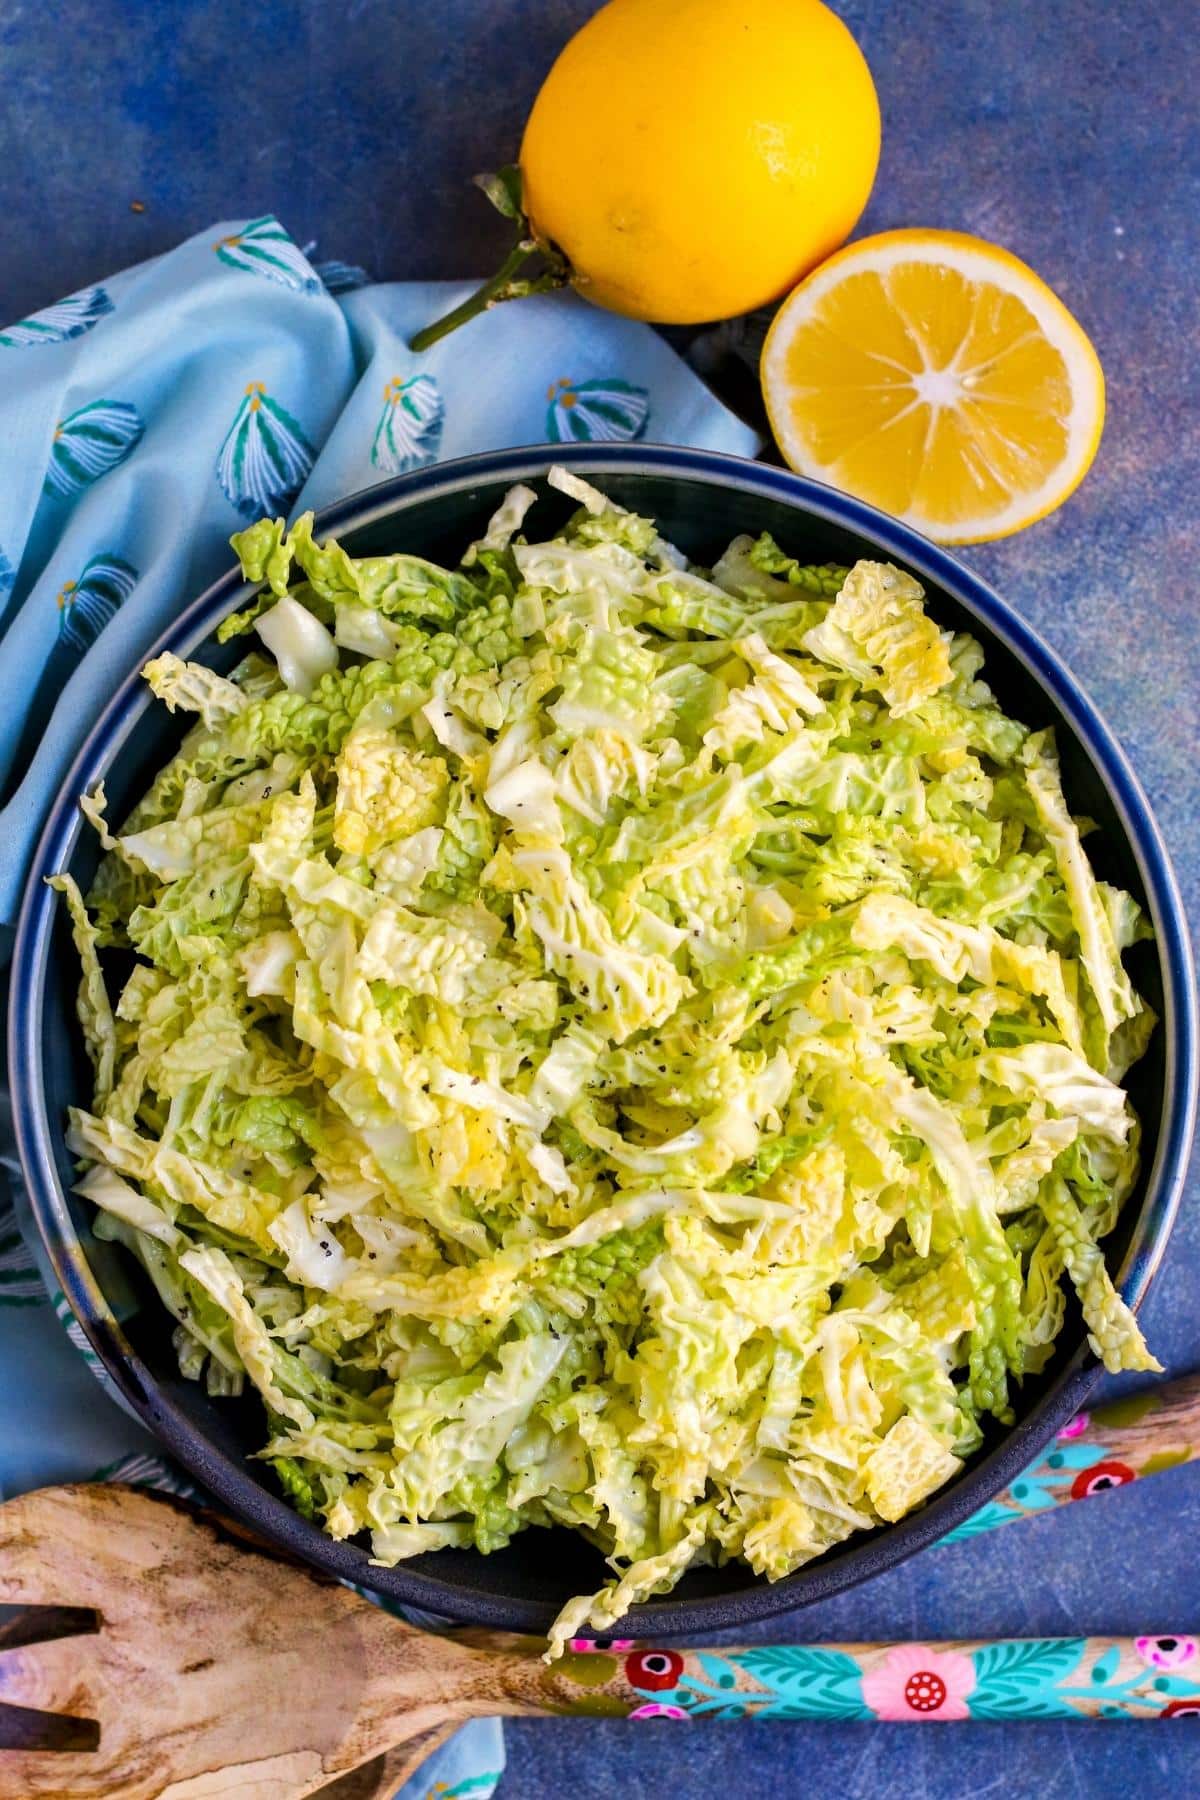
[3,1403,1200,1800]
[0,1485,515,1800]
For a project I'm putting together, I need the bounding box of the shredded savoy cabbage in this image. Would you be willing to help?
[58,466,1157,1655]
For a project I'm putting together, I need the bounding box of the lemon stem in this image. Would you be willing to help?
[409,166,570,353]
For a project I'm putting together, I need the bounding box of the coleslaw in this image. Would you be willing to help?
[57,467,1156,1653]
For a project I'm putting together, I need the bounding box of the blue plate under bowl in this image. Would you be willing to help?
[9,444,1197,1636]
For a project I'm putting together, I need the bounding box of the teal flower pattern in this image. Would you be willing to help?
[966,1637,1085,1719]
[44,399,145,499]
[215,217,321,295]
[56,553,139,655]
[614,1637,1200,1723]
[939,1498,1023,1542]
[370,374,444,473]
[0,284,113,348]
[546,375,650,443]
[93,1451,199,1501]
[0,546,14,600]
[0,1193,44,1307]
[51,1290,111,1389]
[216,382,315,518]
[940,1429,1130,1543]
[50,1287,138,1416]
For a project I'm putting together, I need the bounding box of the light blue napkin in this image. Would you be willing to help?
[0,216,758,1798]
[0,214,758,927]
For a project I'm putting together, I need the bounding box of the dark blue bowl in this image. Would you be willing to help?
[10,444,1197,1636]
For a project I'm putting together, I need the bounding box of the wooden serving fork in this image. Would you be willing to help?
[3,1373,1200,1800]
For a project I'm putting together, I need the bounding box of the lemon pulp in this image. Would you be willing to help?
[762,230,1105,543]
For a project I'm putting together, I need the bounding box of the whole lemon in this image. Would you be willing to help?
[519,0,880,324]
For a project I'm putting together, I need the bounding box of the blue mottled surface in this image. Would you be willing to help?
[2,0,1197,1793]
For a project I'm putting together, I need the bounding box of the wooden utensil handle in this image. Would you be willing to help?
[939,1372,1200,1546]
[483,1632,1200,1722]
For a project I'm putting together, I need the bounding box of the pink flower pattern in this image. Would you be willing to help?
[1137,1636,1198,1670]
[1058,1411,1090,1440]
[860,1644,976,1720]
[612,1636,1200,1723]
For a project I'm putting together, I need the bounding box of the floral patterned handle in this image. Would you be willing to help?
[535,1635,1200,1722]
[939,1374,1200,1544]
[521,1382,1200,1724]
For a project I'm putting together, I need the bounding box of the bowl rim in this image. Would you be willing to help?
[9,441,1197,1636]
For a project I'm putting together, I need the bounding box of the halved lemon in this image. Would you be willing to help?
[761,229,1105,544]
